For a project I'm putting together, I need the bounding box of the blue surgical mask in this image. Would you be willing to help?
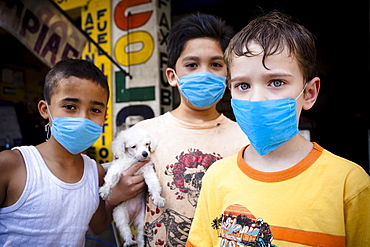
[173,71,226,108]
[231,85,306,156]
[47,108,102,154]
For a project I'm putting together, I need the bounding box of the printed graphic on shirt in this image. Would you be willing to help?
[213,204,276,247]
[165,149,222,207]
[144,149,222,246]
[145,208,192,246]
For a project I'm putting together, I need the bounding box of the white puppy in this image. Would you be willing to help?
[99,127,165,247]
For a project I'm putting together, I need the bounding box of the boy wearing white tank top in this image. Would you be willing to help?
[0,59,146,246]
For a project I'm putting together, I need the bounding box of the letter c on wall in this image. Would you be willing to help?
[114,0,152,31]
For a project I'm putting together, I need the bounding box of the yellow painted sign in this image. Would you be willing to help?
[81,0,113,163]
[53,0,89,11]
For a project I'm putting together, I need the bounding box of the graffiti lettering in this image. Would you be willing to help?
[0,0,85,67]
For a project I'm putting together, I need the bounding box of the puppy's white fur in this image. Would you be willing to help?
[99,127,165,247]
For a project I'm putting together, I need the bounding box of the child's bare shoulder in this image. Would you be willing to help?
[0,149,24,173]
[0,149,26,206]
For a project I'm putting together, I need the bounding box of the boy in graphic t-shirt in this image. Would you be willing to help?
[132,13,249,246]
[187,11,370,247]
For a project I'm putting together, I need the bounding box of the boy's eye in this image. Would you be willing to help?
[270,80,285,87]
[91,108,102,114]
[237,83,250,90]
[63,105,76,110]
[211,62,223,68]
[185,63,198,68]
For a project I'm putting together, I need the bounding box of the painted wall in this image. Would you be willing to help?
[80,0,171,163]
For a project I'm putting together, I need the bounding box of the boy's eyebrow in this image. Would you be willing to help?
[230,71,293,83]
[182,55,224,62]
[229,76,248,83]
[265,71,293,77]
[91,100,106,107]
[212,55,224,60]
[182,56,200,62]
[61,98,106,107]
[61,97,80,103]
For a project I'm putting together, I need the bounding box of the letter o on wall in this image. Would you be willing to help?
[115,31,154,66]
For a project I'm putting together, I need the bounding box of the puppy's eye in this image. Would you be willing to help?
[131,145,136,149]
[146,143,150,146]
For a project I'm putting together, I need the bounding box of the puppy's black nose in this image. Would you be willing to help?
[142,151,148,157]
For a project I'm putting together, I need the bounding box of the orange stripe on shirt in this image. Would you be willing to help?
[237,143,324,183]
[186,240,196,247]
[271,225,345,246]
[186,227,345,247]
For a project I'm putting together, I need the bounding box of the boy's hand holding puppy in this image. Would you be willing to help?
[104,161,147,207]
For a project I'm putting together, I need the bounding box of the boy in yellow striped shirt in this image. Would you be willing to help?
[187,11,370,247]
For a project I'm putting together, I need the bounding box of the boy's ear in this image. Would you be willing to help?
[166,68,178,87]
[38,100,50,120]
[303,77,320,110]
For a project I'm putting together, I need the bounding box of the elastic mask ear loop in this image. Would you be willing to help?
[171,69,190,104]
[295,83,308,100]
[171,69,180,85]
[45,123,50,141]
[45,104,53,141]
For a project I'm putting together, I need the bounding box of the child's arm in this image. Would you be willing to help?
[0,150,26,208]
[88,161,147,234]
[0,151,9,207]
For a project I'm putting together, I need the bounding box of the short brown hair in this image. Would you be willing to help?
[224,11,317,84]
[167,12,234,69]
[44,59,109,104]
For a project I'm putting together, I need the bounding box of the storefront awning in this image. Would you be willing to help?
[0,0,87,68]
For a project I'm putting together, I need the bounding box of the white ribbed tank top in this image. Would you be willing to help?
[0,146,100,246]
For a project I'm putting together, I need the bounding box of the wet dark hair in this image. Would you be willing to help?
[43,59,109,104]
[225,11,317,84]
[167,12,234,69]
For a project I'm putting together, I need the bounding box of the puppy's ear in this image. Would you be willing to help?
[149,134,158,152]
[111,131,126,158]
